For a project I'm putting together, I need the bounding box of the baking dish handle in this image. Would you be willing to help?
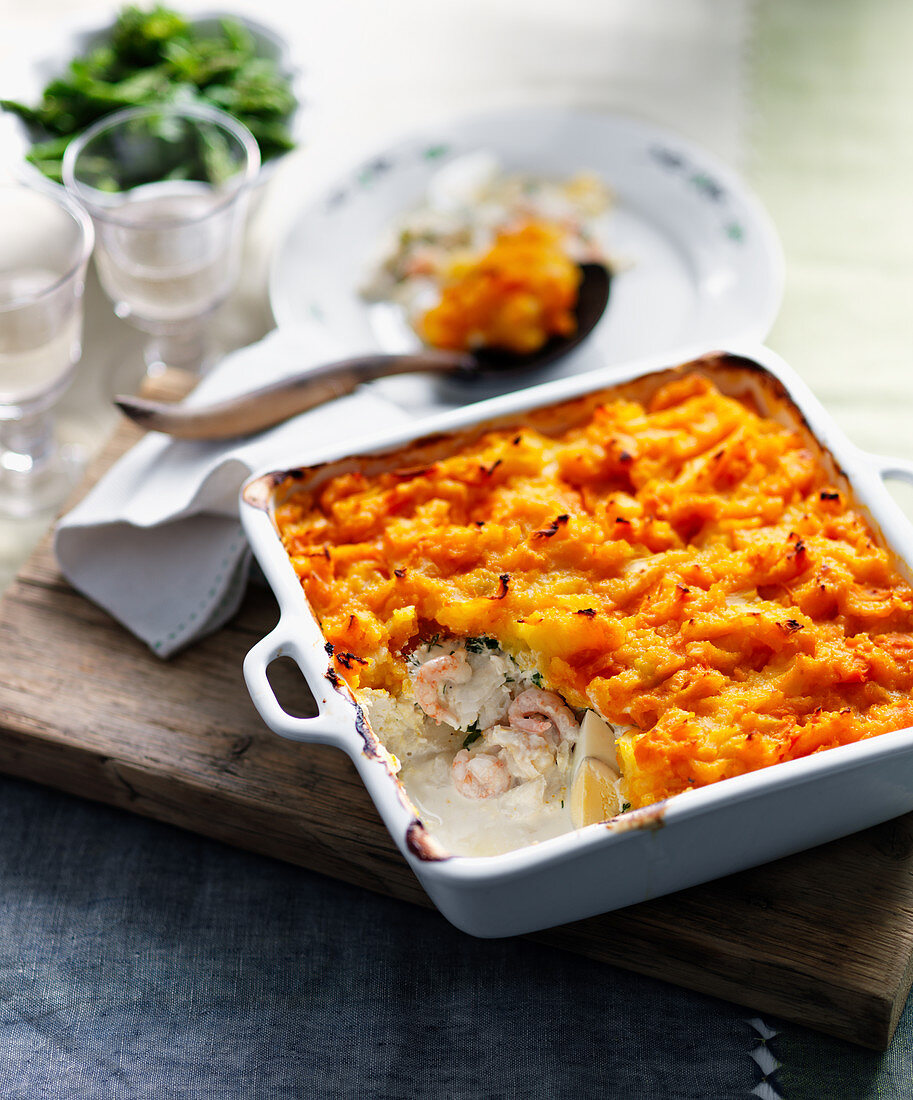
[243,624,350,746]
[865,453,913,484]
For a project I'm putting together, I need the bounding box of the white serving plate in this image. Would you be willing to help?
[240,344,913,938]
[0,8,305,191]
[268,107,783,413]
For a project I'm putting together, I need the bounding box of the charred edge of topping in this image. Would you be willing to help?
[325,641,334,656]
[783,619,803,632]
[353,703,383,759]
[393,464,438,480]
[533,514,570,539]
[242,471,289,510]
[336,652,368,669]
[404,432,452,449]
[394,567,406,578]
[406,820,451,862]
[326,665,341,689]
[249,432,455,511]
[610,801,668,833]
[244,465,321,512]
[492,574,510,599]
[820,490,841,501]
[618,451,633,464]
[576,608,597,617]
[250,354,834,513]
[686,351,783,387]
[480,459,503,477]
[696,353,851,479]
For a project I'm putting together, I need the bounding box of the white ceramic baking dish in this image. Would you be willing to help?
[240,345,913,937]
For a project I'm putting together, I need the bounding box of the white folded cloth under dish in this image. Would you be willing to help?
[54,326,411,658]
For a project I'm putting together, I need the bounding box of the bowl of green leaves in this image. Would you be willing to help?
[1,4,303,187]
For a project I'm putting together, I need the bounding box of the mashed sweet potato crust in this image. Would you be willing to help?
[275,373,913,809]
[418,220,582,355]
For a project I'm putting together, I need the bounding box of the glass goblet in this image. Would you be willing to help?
[0,185,94,518]
[62,102,260,377]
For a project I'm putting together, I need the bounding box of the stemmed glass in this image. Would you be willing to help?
[0,185,94,518]
[62,102,260,376]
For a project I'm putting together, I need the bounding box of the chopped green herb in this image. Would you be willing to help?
[530,672,544,688]
[464,635,500,653]
[621,801,631,813]
[461,729,482,750]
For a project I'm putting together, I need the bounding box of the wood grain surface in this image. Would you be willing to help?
[1,372,912,1050]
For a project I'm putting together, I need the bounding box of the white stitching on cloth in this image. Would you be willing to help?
[747,1017,784,1099]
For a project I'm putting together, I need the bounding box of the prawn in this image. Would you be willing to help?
[508,688,579,742]
[451,749,511,799]
[486,725,554,781]
[413,649,472,725]
[402,249,439,277]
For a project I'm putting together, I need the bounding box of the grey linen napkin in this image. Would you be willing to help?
[54,325,410,657]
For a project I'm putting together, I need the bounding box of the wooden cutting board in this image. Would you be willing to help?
[1,371,912,1051]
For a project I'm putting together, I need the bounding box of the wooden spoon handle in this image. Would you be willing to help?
[114,350,474,441]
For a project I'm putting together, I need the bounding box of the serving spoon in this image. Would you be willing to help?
[114,263,611,441]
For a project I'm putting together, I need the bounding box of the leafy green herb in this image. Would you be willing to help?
[1,4,297,183]
[464,635,500,654]
[530,672,544,688]
[461,728,482,750]
[621,801,631,813]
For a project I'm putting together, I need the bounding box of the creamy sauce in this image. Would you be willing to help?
[359,637,584,856]
[403,754,572,857]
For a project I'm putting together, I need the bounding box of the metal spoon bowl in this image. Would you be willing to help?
[115,263,611,441]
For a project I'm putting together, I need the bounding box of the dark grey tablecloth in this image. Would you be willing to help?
[0,775,772,1099]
